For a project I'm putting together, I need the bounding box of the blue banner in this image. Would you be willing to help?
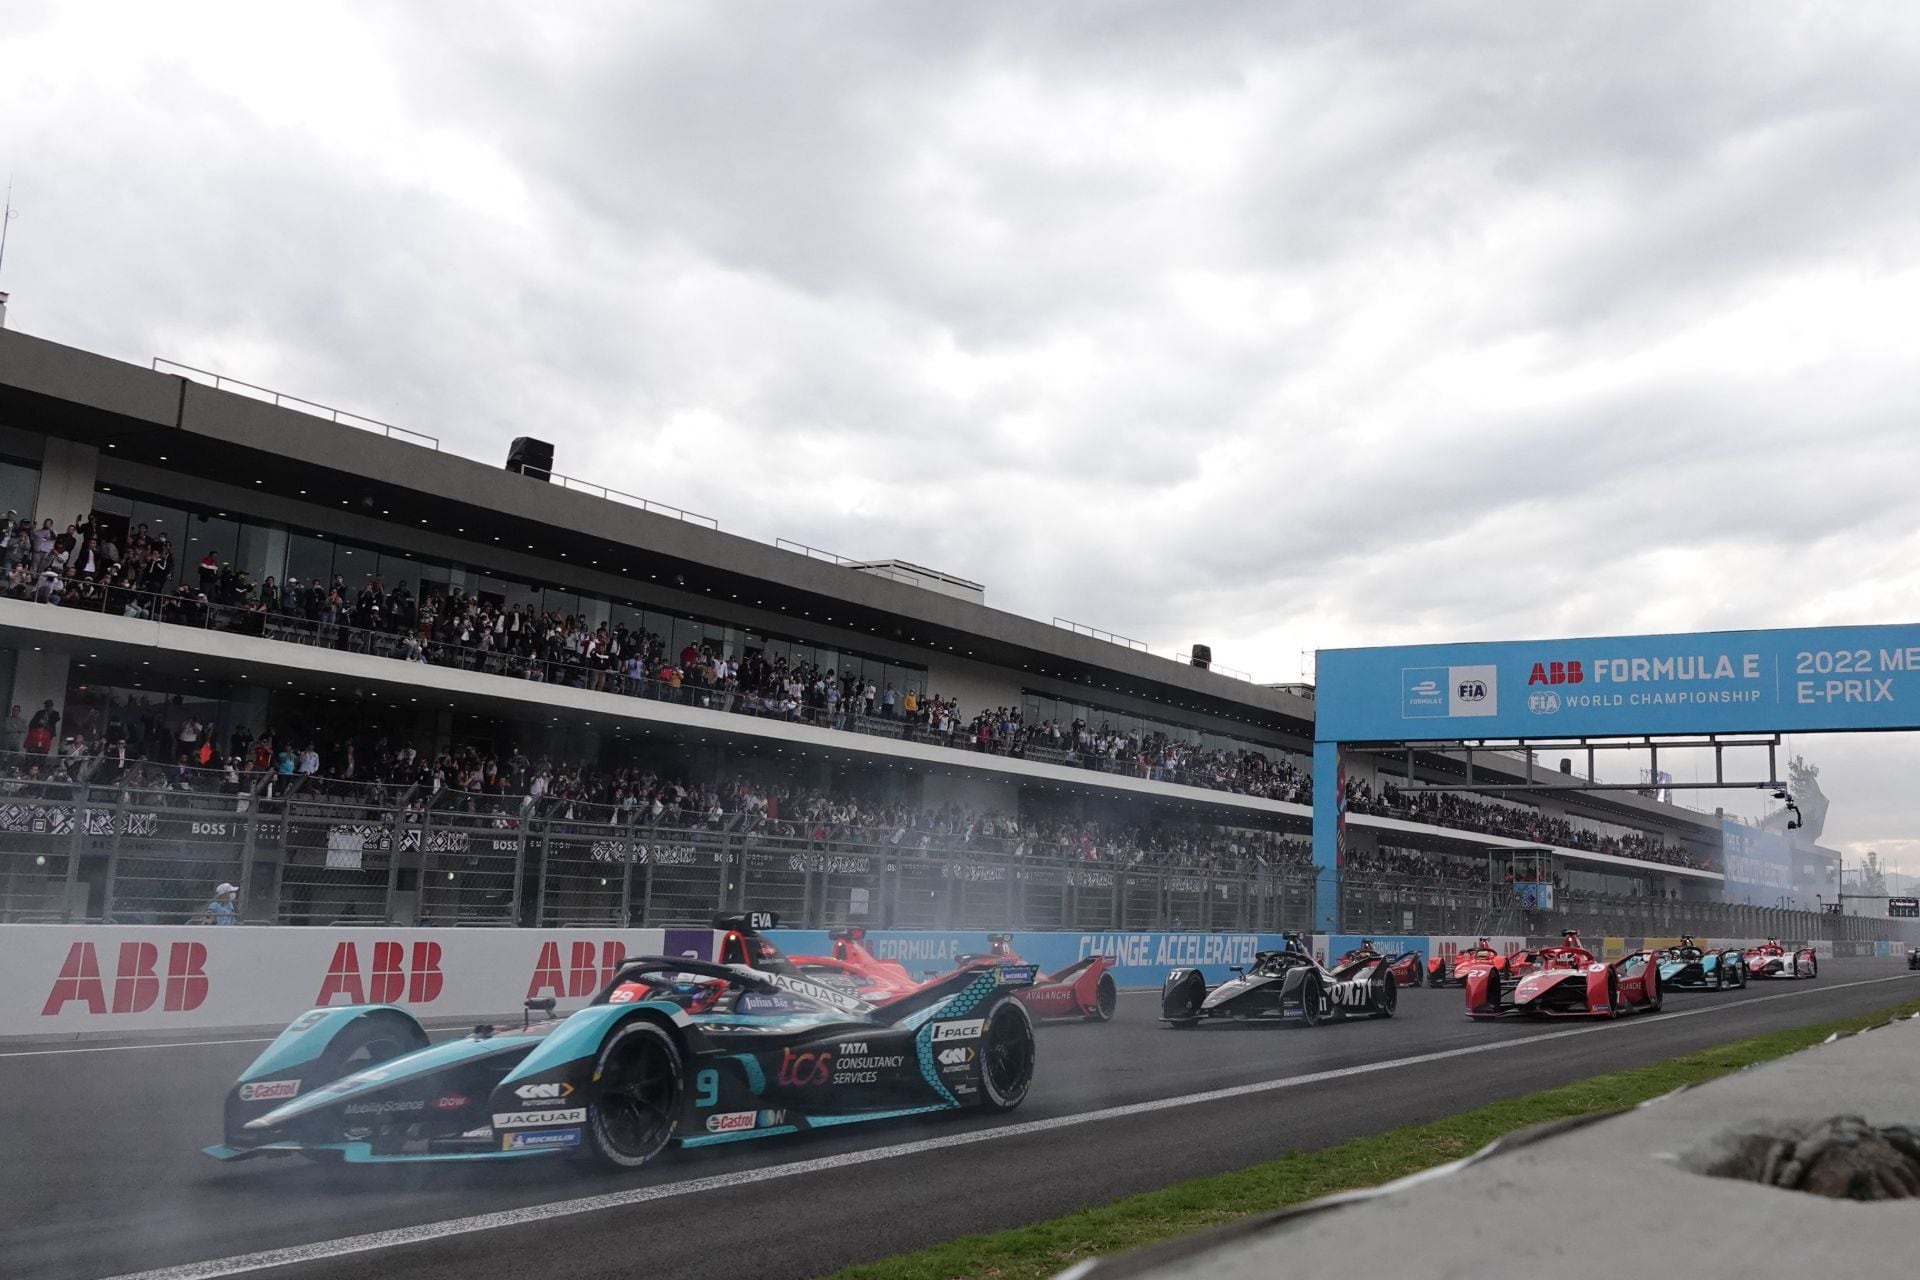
[1316,623,1920,742]
[761,931,1434,988]
[764,929,1301,990]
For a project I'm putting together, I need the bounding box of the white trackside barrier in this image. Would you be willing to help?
[0,924,723,1037]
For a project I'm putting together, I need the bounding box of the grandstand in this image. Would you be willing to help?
[0,327,1851,942]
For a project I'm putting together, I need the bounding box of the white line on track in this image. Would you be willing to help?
[94,971,1917,1280]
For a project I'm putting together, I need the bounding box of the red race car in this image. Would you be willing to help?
[1337,940,1425,988]
[963,934,1119,1022]
[1426,937,1520,988]
[1466,930,1663,1020]
[1743,938,1819,980]
[715,917,1119,1022]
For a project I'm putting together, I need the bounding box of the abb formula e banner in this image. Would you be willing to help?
[1316,622,1920,742]
[3,925,712,1037]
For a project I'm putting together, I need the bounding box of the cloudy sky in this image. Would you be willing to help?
[4,2,1919,866]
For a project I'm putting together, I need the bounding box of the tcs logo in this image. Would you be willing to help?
[777,1047,834,1087]
[1526,661,1584,686]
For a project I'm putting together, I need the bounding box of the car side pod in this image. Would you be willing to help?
[1162,968,1207,1027]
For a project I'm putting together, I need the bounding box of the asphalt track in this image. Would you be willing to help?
[7,958,1915,1280]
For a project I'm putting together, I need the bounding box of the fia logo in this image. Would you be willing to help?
[1528,692,1561,715]
[1456,680,1487,702]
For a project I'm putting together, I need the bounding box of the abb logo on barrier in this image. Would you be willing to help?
[315,941,445,1006]
[1527,661,1584,686]
[41,941,209,1015]
[525,941,629,999]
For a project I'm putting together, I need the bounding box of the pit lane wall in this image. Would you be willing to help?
[0,925,713,1038]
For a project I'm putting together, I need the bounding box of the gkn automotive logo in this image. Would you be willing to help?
[514,1082,574,1103]
[937,1046,975,1066]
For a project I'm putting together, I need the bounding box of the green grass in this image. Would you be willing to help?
[830,997,1920,1280]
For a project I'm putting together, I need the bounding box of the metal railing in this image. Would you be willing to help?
[775,540,920,586]
[3,769,1911,948]
[550,474,718,528]
[1053,617,1151,652]
[151,359,441,449]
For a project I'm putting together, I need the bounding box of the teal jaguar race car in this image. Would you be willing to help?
[205,948,1038,1171]
[1656,938,1746,990]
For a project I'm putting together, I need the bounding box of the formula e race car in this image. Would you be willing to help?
[1656,937,1746,990]
[1161,933,1396,1028]
[1743,938,1818,980]
[204,954,1038,1171]
[1909,947,1920,971]
[1336,940,1424,988]
[1426,938,1519,988]
[724,919,1119,1022]
[1466,931,1662,1020]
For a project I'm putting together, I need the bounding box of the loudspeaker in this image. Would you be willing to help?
[1190,643,1212,670]
[506,437,555,482]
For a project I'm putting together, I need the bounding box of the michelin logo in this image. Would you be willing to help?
[1402,665,1498,719]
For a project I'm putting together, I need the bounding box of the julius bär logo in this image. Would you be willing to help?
[1527,661,1583,686]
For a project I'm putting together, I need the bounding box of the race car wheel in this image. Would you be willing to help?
[321,1012,428,1081]
[1645,966,1663,1014]
[1604,971,1621,1019]
[1088,973,1118,1022]
[1802,954,1818,979]
[1406,963,1423,989]
[1375,973,1398,1018]
[584,1019,683,1169]
[979,995,1036,1111]
[1297,975,1325,1027]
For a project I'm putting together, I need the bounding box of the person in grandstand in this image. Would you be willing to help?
[203,882,240,926]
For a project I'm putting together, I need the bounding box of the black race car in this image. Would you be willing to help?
[1160,933,1397,1028]
[1908,947,1920,971]
[206,949,1038,1170]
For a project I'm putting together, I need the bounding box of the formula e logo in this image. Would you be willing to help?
[1456,680,1487,702]
[514,1082,574,1102]
[1529,692,1561,715]
[1527,661,1584,686]
[937,1046,975,1066]
[1409,678,1440,697]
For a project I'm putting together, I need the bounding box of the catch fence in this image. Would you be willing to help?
[0,764,1912,947]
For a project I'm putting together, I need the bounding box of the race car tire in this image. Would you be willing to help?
[1297,975,1325,1027]
[1645,966,1663,1014]
[1802,954,1818,980]
[1088,973,1118,1023]
[1375,973,1398,1018]
[979,995,1036,1111]
[1168,1017,1199,1029]
[583,1018,683,1169]
[319,1010,429,1081]
[1604,971,1620,1019]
